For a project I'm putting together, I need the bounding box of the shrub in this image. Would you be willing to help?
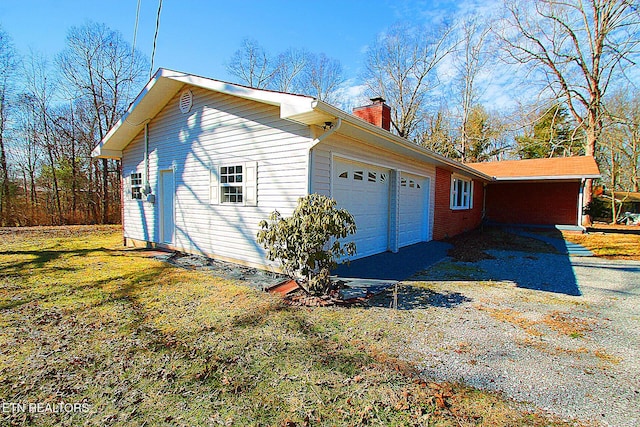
[256,194,356,294]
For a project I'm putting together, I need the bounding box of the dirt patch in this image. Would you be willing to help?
[167,252,287,290]
[445,227,558,262]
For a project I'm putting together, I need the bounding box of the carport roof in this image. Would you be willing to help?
[467,156,601,181]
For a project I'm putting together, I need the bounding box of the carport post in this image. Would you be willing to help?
[578,178,585,227]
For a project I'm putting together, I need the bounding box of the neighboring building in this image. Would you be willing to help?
[93,69,599,270]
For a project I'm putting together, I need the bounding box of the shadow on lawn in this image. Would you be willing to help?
[1,247,119,274]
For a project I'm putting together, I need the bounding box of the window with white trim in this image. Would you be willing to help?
[210,162,257,206]
[130,173,143,200]
[220,165,243,203]
[450,176,473,210]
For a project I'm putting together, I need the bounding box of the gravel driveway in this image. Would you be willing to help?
[393,250,640,427]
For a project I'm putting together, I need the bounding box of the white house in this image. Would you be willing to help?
[92,69,598,270]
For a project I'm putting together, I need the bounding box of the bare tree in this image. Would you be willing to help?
[363,23,457,139]
[0,26,18,225]
[57,22,147,224]
[13,93,42,224]
[454,16,492,161]
[226,38,276,89]
[22,51,63,224]
[603,88,640,200]
[301,53,344,104]
[421,107,459,158]
[272,48,309,93]
[498,0,640,221]
[227,41,345,102]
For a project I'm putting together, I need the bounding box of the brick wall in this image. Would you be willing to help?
[433,167,484,240]
[485,181,580,225]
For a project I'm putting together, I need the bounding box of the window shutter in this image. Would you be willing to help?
[469,180,474,209]
[244,161,258,206]
[210,167,219,204]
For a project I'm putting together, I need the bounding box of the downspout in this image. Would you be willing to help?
[482,182,487,221]
[144,123,151,195]
[307,118,342,194]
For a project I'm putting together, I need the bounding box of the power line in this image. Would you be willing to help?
[150,0,163,79]
[131,0,141,57]
[125,0,142,102]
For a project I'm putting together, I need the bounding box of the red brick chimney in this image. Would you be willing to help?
[353,97,391,131]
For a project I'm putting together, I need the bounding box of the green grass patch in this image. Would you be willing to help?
[0,226,583,426]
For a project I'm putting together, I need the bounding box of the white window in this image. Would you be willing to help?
[220,165,244,204]
[450,176,473,210]
[131,173,143,200]
[210,162,257,206]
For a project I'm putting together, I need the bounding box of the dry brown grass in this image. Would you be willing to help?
[0,226,586,426]
[542,311,593,338]
[562,231,640,260]
[446,227,558,262]
[476,305,543,336]
[594,349,623,364]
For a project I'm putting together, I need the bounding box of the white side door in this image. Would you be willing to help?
[160,170,175,244]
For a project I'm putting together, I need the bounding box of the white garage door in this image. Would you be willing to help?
[333,158,390,259]
[399,172,429,247]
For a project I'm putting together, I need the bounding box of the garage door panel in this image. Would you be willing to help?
[333,159,389,259]
[399,172,429,247]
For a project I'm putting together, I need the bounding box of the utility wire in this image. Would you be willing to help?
[131,0,141,58]
[150,0,163,79]
[125,0,142,104]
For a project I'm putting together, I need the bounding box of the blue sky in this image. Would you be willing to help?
[0,1,484,77]
[0,0,509,107]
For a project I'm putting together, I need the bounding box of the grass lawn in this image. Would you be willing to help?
[0,226,581,426]
[562,231,640,260]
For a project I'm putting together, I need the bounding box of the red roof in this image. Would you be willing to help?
[467,156,600,181]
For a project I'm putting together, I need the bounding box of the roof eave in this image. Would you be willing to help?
[493,174,601,181]
[306,100,492,181]
[93,68,318,159]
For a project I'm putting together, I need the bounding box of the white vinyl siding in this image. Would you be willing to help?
[122,86,312,267]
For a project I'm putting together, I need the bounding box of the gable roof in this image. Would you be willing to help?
[466,156,600,181]
[91,68,490,181]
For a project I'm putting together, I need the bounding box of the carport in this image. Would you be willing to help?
[468,157,600,227]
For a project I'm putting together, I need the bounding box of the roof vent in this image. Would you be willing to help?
[179,89,193,113]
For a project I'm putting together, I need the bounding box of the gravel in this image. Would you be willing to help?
[395,250,640,427]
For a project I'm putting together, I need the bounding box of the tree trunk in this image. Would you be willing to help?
[101,158,108,223]
[582,112,599,226]
[610,143,618,224]
[45,142,62,225]
[0,133,9,226]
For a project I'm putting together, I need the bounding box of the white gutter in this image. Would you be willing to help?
[310,100,492,182]
[307,118,342,194]
[493,175,601,181]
